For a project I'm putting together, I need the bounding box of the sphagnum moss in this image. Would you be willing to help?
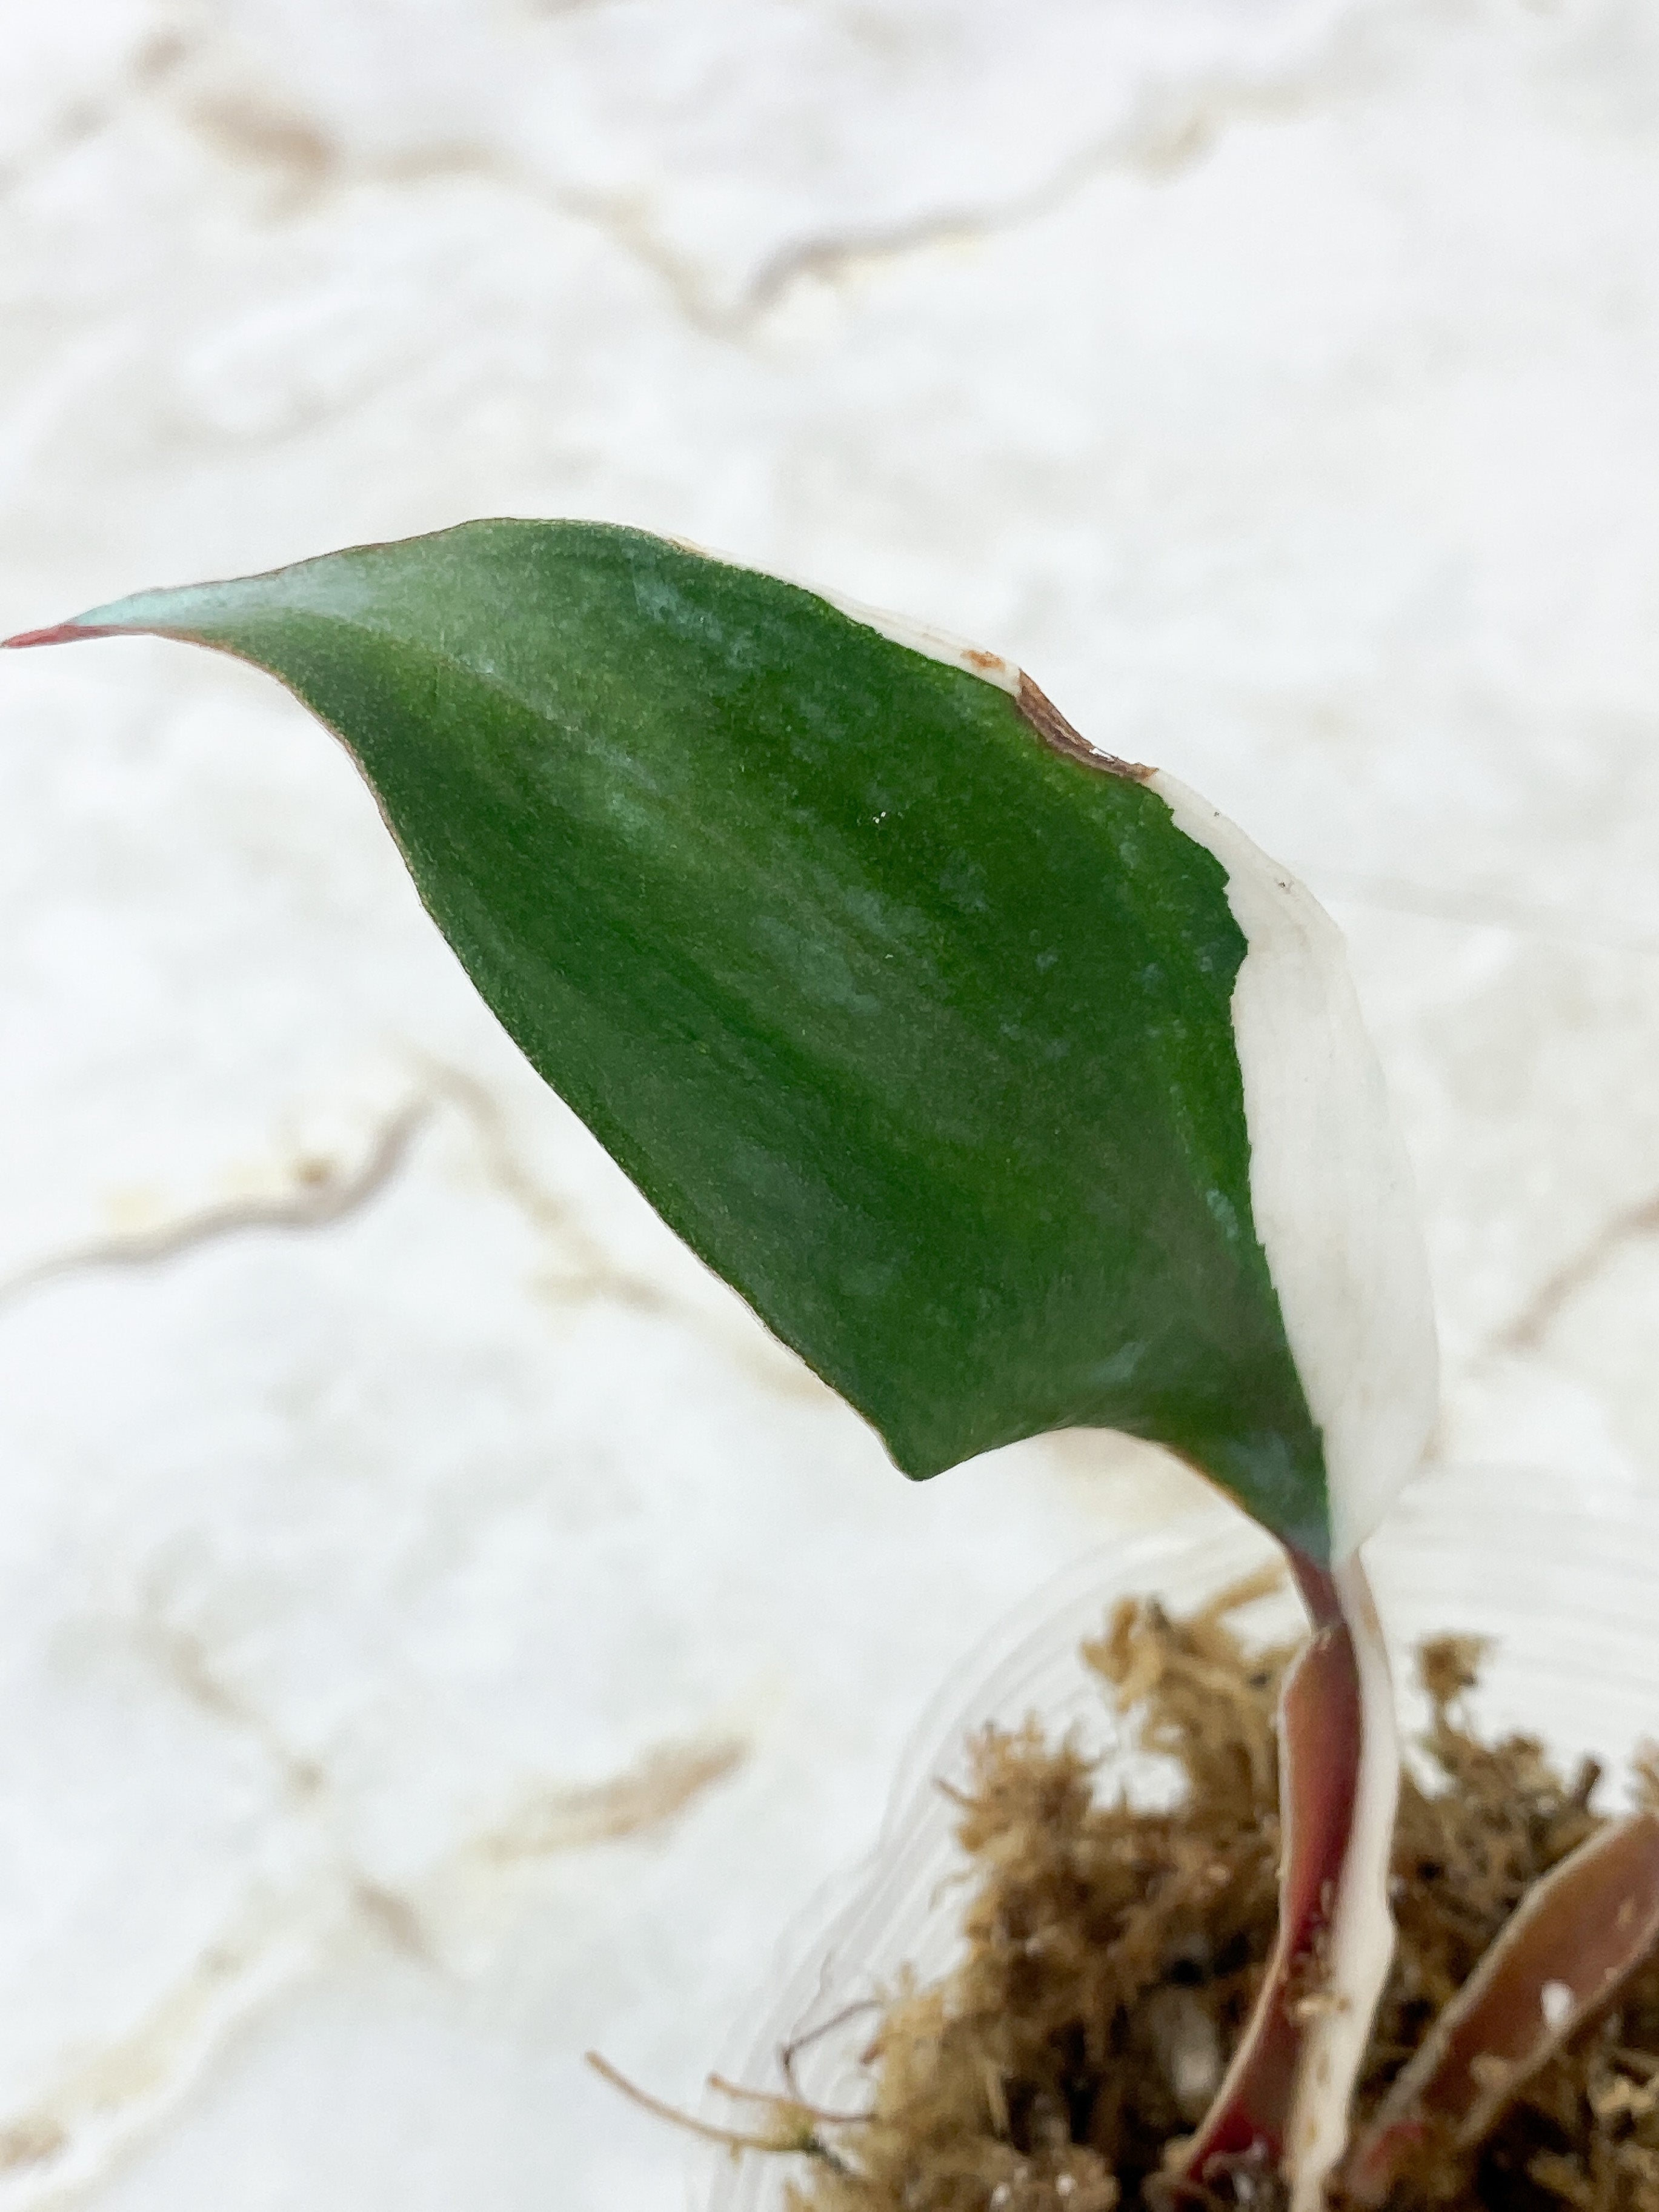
[752,1585,1659,2212]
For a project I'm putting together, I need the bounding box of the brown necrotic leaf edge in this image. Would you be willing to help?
[1015,671,1152,782]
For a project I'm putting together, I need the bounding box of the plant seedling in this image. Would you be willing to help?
[9,520,1657,2207]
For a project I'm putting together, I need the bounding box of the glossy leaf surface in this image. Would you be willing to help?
[9,522,1331,1547]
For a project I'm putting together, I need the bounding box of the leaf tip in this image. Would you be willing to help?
[2,620,119,651]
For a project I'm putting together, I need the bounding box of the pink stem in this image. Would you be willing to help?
[1175,1556,1364,2187]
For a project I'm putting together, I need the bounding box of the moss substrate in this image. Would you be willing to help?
[739,1573,1659,2212]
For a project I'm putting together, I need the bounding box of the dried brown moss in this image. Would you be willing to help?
[1355,1647,1659,2212]
[740,1575,1659,2212]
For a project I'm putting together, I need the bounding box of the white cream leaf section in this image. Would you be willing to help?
[808,586,1022,696]
[1151,772,1439,1558]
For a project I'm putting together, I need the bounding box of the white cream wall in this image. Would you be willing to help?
[1,2,1657,2206]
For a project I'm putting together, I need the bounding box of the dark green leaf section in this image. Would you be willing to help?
[58,521,1329,1550]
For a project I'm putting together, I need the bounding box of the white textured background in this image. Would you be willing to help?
[1,2,1657,2206]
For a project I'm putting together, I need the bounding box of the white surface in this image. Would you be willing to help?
[2,3,1658,2208]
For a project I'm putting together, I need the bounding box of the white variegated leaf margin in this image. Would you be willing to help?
[1149,776,1440,1558]
[670,535,1028,694]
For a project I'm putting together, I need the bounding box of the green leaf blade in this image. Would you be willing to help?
[20,520,1337,1550]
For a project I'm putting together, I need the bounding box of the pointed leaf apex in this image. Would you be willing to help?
[2,620,119,650]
